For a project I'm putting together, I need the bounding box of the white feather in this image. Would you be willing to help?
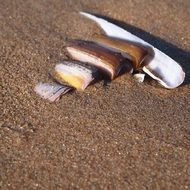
[80,12,185,89]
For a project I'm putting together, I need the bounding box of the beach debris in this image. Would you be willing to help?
[53,61,98,90]
[92,34,148,69]
[133,73,145,83]
[66,40,132,80]
[34,82,72,102]
[34,12,186,102]
[80,12,185,89]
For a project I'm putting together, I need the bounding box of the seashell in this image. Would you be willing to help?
[54,61,98,90]
[34,82,72,102]
[92,34,148,69]
[80,12,185,89]
[133,73,145,83]
[66,40,131,80]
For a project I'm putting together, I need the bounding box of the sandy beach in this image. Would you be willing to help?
[0,0,190,189]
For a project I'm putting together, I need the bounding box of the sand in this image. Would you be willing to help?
[0,0,190,189]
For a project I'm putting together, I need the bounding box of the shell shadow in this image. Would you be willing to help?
[91,13,190,86]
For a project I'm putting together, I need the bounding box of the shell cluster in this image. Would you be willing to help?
[35,12,185,102]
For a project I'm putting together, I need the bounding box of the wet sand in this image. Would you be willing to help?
[0,0,190,189]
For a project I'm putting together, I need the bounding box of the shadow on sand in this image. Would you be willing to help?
[91,13,190,86]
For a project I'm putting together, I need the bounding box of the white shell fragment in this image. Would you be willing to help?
[34,82,71,102]
[133,73,145,83]
[54,61,98,90]
[80,12,185,89]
